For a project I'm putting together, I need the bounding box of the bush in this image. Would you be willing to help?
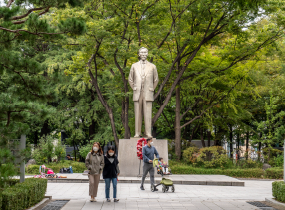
[272,181,285,202]
[32,135,54,164]
[182,146,199,163]
[1,178,47,210]
[26,165,40,174]
[263,148,283,163]
[54,141,66,162]
[236,159,263,169]
[197,146,228,168]
[265,168,283,179]
[269,154,283,167]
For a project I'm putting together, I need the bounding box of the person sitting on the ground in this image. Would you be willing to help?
[67,154,73,161]
[158,157,170,174]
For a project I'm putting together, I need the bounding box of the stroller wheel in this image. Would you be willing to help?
[171,185,175,192]
[166,186,169,191]
[151,185,155,192]
[162,185,166,193]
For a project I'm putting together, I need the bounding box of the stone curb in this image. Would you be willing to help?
[26,196,52,210]
[265,197,285,207]
[47,178,244,186]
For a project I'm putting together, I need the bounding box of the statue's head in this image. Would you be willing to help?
[138,47,148,61]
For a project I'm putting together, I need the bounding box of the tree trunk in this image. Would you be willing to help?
[34,131,38,145]
[88,54,120,149]
[200,127,206,147]
[89,120,96,142]
[190,123,199,143]
[73,139,76,162]
[175,86,181,160]
[121,97,131,139]
[246,131,249,160]
[229,125,233,159]
[152,126,157,138]
[237,132,240,160]
[207,130,211,147]
[108,111,120,150]
[40,120,50,137]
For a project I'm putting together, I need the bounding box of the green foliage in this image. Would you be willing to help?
[182,146,199,164]
[196,146,229,168]
[265,168,283,179]
[54,141,66,162]
[1,178,47,210]
[272,181,285,203]
[32,135,54,164]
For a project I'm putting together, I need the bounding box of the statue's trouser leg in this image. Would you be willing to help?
[143,98,152,137]
[134,92,143,136]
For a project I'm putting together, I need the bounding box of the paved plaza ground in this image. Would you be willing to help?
[45,179,276,210]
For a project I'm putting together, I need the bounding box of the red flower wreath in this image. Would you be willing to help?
[136,138,147,160]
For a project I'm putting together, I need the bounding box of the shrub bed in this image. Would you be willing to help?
[265,168,283,179]
[1,178,47,210]
[26,161,86,174]
[272,181,285,202]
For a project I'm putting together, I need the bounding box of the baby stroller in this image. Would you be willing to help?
[151,158,175,193]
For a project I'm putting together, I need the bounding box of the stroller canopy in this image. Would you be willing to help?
[153,158,159,167]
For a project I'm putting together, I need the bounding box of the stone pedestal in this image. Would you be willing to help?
[118,138,168,177]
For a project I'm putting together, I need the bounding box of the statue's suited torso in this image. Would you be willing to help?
[128,56,159,138]
[128,61,158,102]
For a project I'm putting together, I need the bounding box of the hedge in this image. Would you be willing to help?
[273,181,285,202]
[1,178,47,210]
[265,168,283,179]
[171,165,264,178]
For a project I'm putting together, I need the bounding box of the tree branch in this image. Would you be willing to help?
[180,77,244,129]
[6,0,14,7]
[12,7,45,20]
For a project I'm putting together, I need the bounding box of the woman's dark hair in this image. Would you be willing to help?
[146,138,152,142]
[106,145,116,158]
[90,142,103,155]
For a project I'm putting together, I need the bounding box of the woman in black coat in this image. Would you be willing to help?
[103,145,120,202]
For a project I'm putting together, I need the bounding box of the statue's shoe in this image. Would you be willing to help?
[146,135,153,138]
[134,135,140,138]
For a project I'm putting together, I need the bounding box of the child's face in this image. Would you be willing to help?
[160,159,163,162]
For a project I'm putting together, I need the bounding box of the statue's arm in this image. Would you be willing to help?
[153,65,159,90]
[128,64,134,90]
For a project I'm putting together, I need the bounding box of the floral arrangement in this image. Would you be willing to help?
[136,138,147,160]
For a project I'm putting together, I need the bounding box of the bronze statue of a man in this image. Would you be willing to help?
[128,47,159,138]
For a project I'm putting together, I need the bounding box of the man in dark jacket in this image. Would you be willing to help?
[140,138,159,191]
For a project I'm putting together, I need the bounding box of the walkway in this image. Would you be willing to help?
[45,180,273,210]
